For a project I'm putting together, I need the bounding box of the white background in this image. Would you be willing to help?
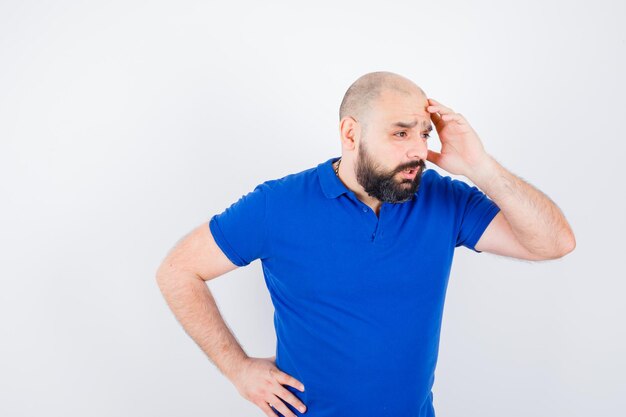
[1,1,624,416]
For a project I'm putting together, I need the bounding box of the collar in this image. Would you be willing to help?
[317,156,422,202]
[317,156,349,199]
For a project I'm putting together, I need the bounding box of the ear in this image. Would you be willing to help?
[339,116,359,151]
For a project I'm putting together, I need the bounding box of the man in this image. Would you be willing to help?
[156,71,575,417]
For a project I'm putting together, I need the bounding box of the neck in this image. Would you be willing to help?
[334,156,383,213]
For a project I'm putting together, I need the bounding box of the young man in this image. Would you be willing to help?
[156,71,575,417]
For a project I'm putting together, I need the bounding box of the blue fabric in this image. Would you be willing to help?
[209,156,500,417]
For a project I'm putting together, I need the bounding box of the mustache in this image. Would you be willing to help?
[397,159,425,173]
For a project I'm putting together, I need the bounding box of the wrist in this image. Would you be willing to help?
[467,153,498,187]
[226,354,251,385]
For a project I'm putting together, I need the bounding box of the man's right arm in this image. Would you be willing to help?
[155,222,247,383]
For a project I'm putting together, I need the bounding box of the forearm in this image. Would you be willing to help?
[156,272,248,382]
[468,154,576,257]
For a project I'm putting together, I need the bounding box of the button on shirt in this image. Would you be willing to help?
[208,156,501,417]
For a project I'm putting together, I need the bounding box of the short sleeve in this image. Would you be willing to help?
[452,178,501,253]
[208,183,271,267]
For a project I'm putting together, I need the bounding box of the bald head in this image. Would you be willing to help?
[339,71,426,133]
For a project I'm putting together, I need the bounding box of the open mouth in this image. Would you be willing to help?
[401,166,420,176]
[399,166,420,180]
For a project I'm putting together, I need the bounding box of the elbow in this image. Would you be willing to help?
[530,231,576,261]
[155,263,177,287]
[564,232,576,254]
[155,269,169,289]
[156,263,203,287]
[155,263,168,283]
[550,230,577,260]
[560,229,576,256]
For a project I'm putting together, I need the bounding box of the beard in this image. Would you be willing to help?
[354,140,426,203]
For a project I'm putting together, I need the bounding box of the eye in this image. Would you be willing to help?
[394,131,431,140]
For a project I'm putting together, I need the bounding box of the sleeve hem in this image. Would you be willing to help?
[466,203,501,253]
[208,216,249,267]
[261,184,270,260]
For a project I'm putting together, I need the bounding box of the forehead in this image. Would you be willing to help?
[373,89,431,127]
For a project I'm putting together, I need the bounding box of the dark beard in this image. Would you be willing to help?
[355,140,425,203]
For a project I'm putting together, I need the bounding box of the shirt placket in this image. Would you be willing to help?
[346,192,386,244]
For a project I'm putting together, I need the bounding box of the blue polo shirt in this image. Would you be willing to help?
[208,156,500,417]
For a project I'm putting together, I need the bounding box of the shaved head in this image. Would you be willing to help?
[339,71,426,134]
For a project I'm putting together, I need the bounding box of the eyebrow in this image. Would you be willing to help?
[391,120,433,131]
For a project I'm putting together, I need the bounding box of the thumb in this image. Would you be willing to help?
[427,149,442,166]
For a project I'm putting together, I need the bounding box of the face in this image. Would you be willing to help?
[353,89,432,203]
[355,138,425,203]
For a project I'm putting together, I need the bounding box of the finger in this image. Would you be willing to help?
[272,368,305,392]
[259,400,279,417]
[427,97,455,115]
[427,149,442,166]
[428,97,453,112]
[276,385,307,414]
[441,113,467,125]
[269,396,297,417]
[428,109,444,130]
[427,104,455,116]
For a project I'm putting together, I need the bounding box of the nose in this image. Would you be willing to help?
[407,135,429,163]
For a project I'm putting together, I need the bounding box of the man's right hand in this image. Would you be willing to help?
[231,355,307,417]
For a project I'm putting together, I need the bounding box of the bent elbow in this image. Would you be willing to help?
[562,230,576,256]
[552,232,576,259]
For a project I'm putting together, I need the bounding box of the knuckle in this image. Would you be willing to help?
[256,388,271,401]
[262,402,278,417]
[269,368,282,381]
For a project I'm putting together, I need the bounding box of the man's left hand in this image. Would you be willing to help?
[425,98,491,178]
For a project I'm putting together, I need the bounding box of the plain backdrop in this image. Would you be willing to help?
[1,1,624,416]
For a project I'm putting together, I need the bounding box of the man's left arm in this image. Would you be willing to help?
[468,155,575,260]
[426,97,576,261]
